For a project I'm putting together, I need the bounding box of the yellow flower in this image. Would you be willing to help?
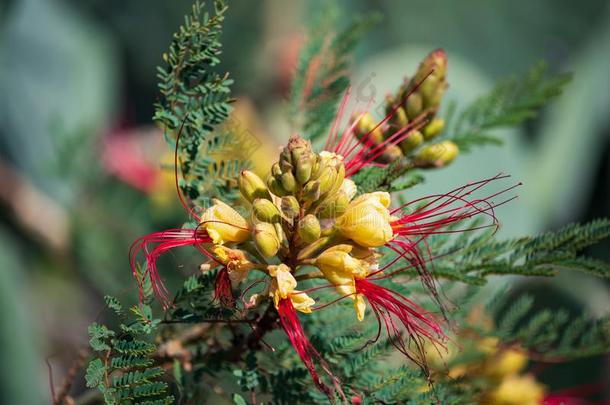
[201,199,250,244]
[212,246,254,283]
[482,348,528,379]
[484,374,545,405]
[268,264,314,313]
[335,192,394,247]
[315,244,371,321]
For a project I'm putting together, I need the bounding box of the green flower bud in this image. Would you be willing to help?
[424,86,446,109]
[280,172,297,193]
[298,214,321,244]
[239,170,271,202]
[318,191,349,219]
[405,92,423,119]
[355,112,384,144]
[419,75,439,105]
[328,162,346,195]
[415,140,459,167]
[388,105,409,129]
[274,222,288,248]
[288,135,312,162]
[253,198,281,223]
[295,155,313,184]
[280,196,300,219]
[303,180,321,201]
[279,148,292,168]
[399,130,424,154]
[422,118,445,140]
[280,159,293,173]
[267,176,288,197]
[414,48,447,83]
[253,222,280,257]
[317,167,337,196]
[376,144,404,163]
[271,162,282,177]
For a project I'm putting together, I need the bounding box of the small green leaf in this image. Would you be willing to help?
[88,323,115,352]
[85,358,106,388]
[232,393,248,405]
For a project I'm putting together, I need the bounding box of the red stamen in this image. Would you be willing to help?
[213,267,235,308]
[129,227,213,308]
[355,279,445,373]
[391,175,520,238]
[325,69,436,177]
[277,298,346,402]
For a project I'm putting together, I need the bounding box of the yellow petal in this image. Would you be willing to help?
[202,199,250,244]
[268,264,296,299]
[336,193,394,247]
[354,294,366,321]
[290,291,315,313]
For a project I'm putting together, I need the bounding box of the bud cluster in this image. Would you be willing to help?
[238,136,350,260]
[353,49,459,168]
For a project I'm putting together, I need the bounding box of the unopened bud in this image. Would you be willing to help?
[405,93,423,119]
[414,48,447,83]
[318,192,349,219]
[355,112,384,144]
[376,144,404,164]
[317,167,337,196]
[280,172,297,193]
[279,159,293,173]
[288,135,312,162]
[399,130,424,154]
[239,170,271,202]
[271,162,282,177]
[425,86,445,109]
[419,75,439,105]
[423,118,445,140]
[281,196,300,219]
[298,214,321,244]
[279,148,292,168]
[416,140,459,167]
[274,222,288,248]
[295,155,313,184]
[267,176,288,197]
[388,105,409,128]
[303,180,321,201]
[253,198,281,223]
[253,222,280,257]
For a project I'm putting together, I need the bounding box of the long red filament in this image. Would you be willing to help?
[213,267,235,308]
[129,227,212,308]
[277,298,346,403]
[355,279,445,374]
[325,69,436,177]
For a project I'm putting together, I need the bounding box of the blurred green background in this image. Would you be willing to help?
[0,0,608,403]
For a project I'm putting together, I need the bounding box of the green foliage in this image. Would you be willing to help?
[154,0,243,206]
[86,296,174,405]
[82,2,610,404]
[351,160,424,195]
[290,6,380,142]
[395,219,610,285]
[487,294,610,361]
[89,323,115,352]
[446,62,572,152]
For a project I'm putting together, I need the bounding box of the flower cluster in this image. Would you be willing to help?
[130,49,519,400]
